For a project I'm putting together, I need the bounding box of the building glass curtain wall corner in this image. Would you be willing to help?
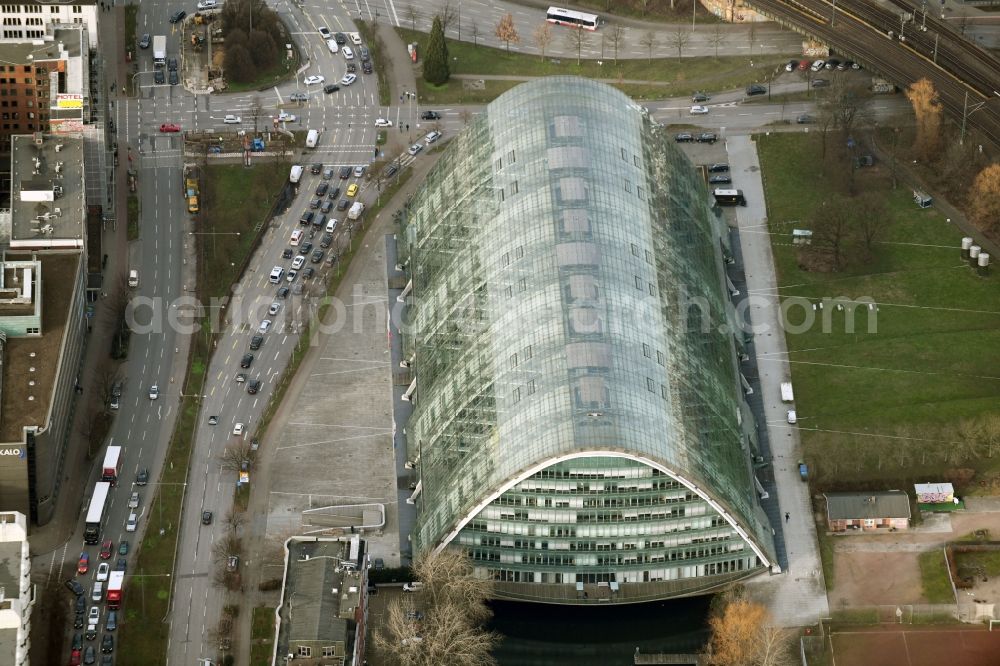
[398,76,776,604]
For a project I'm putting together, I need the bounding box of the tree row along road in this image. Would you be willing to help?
[748,0,1000,147]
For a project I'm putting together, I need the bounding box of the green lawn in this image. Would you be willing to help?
[917,549,955,604]
[198,163,289,301]
[954,550,1000,577]
[225,54,299,93]
[250,606,277,666]
[399,26,791,105]
[757,133,1000,487]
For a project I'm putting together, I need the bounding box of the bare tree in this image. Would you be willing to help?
[224,509,247,536]
[709,24,725,58]
[852,193,889,257]
[639,30,657,63]
[810,196,854,271]
[374,549,499,666]
[607,24,625,64]
[666,26,691,60]
[95,366,120,409]
[218,441,253,472]
[533,23,553,60]
[563,26,590,65]
[212,534,243,565]
[405,4,419,30]
[639,0,653,15]
[438,0,459,36]
[494,13,519,53]
[820,78,871,140]
[748,20,757,60]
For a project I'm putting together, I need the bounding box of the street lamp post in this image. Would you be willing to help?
[960,90,1000,145]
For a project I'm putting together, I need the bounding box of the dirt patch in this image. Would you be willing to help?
[829,510,1000,608]
[830,625,1000,666]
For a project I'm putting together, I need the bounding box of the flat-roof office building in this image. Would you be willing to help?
[399,77,776,604]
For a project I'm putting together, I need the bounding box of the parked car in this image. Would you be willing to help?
[690,105,709,115]
[696,132,718,144]
[785,59,798,72]
[340,73,357,86]
[139,33,151,49]
[169,9,186,23]
[796,114,814,124]
[708,174,732,184]
[167,58,178,71]
[708,163,729,173]
[811,79,830,88]
[421,110,441,120]
[674,133,694,143]
[691,92,710,102]
[154,69,165,85]
[746,84,767,96]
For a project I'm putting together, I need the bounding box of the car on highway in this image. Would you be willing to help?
[139,33,150,49]
[347,184,359,197]
[250,335,263,350]
[374,117,393,127]
[159,123,180,133]
[114,557,126,572]
[106,610,118,631]
[289,92,308,102]
[276,111,297,123]
[154,69,166,85]
[796,114,813,124]
[346,62,357,74]
[88,607,100,624]
[334,32,347,44]
[290,229,303,245]
[323,84,340,94]
[674,133,694,143]
[223,114,241,124]
[169,9,186,23]
[309,196,321,209]
[691,91,709,102]
[96,563,110,582]
[318,26,331,38]
[321,167,334,180]
[259,319,272,334]
[383,164,398,178]
[241,353,254,368]
[148,384,158,400]
[77,552,89,574]
[420,110,441,120]
[169,70,179,85]
[328,186,341,200]
[208,415,219,426]
[812,79,829,88]
[320,233,333,248]
[326,38,339,53]
[690,105,709,115]
[66,579,85,596]
[99,540,113,559]
[299,211,315,225]
[126,513,137,532]
[408,143,422,156]
[235,372,246,384]
[746,84,767,96]
[303,267,315,280]
[247,379,261,394]
[137,468,149,485]
[202,511,213,525]
[118,541,129,556]
[301,241,313,254]
[101,633,114,654]
[233,423,245,437]
[342,46,355,60]
[270,300,283,315]
[303,75,325,85]
[340,73,357,86]
[362,61,373,74]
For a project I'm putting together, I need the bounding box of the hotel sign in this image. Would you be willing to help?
[56,94,83,109]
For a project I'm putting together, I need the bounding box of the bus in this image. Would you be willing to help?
[546,6,599,31]
[713,189,747,206]
[84,481,112,544]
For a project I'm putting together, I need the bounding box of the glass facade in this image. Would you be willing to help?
[400,77,775,603]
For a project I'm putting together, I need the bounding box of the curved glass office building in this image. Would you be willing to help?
[399,77,776,604]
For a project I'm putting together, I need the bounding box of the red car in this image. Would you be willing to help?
[159,123,181,133]
[797,59,810,71]
[69,648,82,666]
[76,552,89,575]
[99,539,113,560]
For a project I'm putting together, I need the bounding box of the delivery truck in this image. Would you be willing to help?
[348,201,365,220]
[289,164,303,184]
[780,382,794,402]
[106,571,124,610]
[305,129,319,148]
[101,445,123,485]
[153,35,167,67]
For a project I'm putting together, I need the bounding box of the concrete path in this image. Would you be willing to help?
[726,134,830,627]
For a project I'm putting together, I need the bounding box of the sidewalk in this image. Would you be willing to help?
[375,18,418,100]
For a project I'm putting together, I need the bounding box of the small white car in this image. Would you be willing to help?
[258,319,272,334]
[290,229,303,245]
[318,27,331,39]
[126,513,137,532]
[374,118,393,128]
[402,582,424,592]
[275,112,297,123]
[342,46,355,60]
[326,38,338,53]
[291,255,306,270]
[303,75,325,86]
[88,607,100,623]
[340,73,357,86]
[233,422,245,437]
[408,143,423,156]
[269,301,282,315]
[128,492,140,509]
[349,32,362,45]
[424,131,442,144]
[196,0,218,9]
[148,384,159,400]
[96,563,110,582]
[223,114,241,124]
[787,410,797,424]
[811,59,825,71]
[690,105,709,115]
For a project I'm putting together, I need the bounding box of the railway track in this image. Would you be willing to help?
[747,0,1000,148]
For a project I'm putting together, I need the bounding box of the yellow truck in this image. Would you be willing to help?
[184,165,200,214]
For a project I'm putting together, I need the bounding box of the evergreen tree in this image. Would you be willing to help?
[423,16,450,85]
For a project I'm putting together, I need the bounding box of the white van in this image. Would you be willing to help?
[269,266,284,284]
[306,129,319,148]
[348,201,365,220]
[326,38,338,53]
[92,581,103,602]
[325,218,338,234]
[342,46,354,60]
[126,513,137,532]
[128,270,139,288]
[290,229,304,246]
